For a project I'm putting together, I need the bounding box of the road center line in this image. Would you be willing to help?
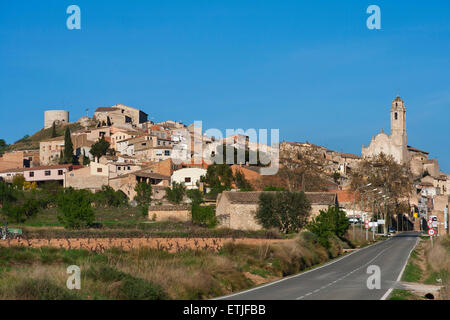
[296,245,392,300]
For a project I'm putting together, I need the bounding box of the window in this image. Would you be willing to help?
[118,167,121,170]
[185,177,191,183]
[394,112,398,120]
[164,150,170,156]
[97,168,103,173]
[58,170,63,176]
[127,166,131,170]
[45,171,51,176]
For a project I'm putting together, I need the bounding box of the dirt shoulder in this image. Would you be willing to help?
[390,235,450,300]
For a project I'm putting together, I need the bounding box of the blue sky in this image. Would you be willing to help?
[1,1,449,172]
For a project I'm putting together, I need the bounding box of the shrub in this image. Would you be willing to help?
[256,191,311,233]
[12,175,26,190]
[13,278,80,300]
[1,202,26,223]
[192,204,217,228]
[307,206,350,248]
[134,182,152,206]
[89,136,110,160]
[94,185,128,208]
[166,182,186,204]
[186,189,204,205]
[86,265,167,300]
[57,188,95,229]
[0,181,18,205]
[234,170,252,191]
[134,182,152,217]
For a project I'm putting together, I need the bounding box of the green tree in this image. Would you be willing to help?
[0,181,17,205]
[63,128,74,164]
[57,188,95,229]
[186,189,204,205]
[165,182,186,204]
[307,206,350,248]
[2,202,25,223]
[0,139,7,155]
[234,169,253,191]
[51,121,57,138]
[21,198,41,219]
[82,149,91,165]
[90,136,110,160]
[256,191,311,233]
[192,204,217,228]
[95,185,128,208]
[12,175,26,190]
[134,182,152,217]
[58,150,64,164]
[202,164,233,196]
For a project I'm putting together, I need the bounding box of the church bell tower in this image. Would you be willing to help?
[390,96,408,163]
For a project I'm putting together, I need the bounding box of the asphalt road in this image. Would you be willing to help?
[218,232,419,300]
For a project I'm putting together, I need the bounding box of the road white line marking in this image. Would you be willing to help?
[296,245,392,300]
[380,236,419,300]
[213,237,393,300]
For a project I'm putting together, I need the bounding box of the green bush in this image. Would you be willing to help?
[86,265,167,300]
[94,185,128,208]
[192,204,217,228]
[166,182,186,204]
[307,206,350,248]
[57,188,95,229]
[2,202,26,223]
[186,189,204,205]
[0,181,18,205]
[13,278,80,300]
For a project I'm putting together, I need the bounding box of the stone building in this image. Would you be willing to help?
[65,163,109,192]
[361,96,448,195]
[216,191,338,231]
[44,110,69,129]
[0,150,39,171]
[39,137,65,165]
[361,96,441,172]
[362,96,409,164]
[109,168,170,200]
[93,104,148,127]
[110,130,139,150]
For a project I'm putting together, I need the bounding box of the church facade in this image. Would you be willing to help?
[362,96,419,165]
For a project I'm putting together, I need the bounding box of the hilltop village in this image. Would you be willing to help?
[0,97,449,231]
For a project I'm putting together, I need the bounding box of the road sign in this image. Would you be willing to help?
[428,228,436,236]
[364,220,369,229]
[369,222,378,227]
[377,220,385,225]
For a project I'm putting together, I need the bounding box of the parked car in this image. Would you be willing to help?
[348,217,361,224]
[388,226,396,234]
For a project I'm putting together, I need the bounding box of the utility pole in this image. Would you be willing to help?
[372,200,375,241]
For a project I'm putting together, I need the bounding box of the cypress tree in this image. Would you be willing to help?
[51,121,57,138]
[63,127,74,164]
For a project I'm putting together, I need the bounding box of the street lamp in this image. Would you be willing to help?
[352,183,373,240]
